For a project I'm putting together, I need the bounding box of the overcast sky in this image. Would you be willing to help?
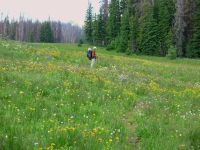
[0,0,100,26]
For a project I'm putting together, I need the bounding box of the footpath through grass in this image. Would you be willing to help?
[0,40,200,150]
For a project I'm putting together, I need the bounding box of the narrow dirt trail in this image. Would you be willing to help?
[122,111,140,150]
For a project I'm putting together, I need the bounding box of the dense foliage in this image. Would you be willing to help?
[84,0,200,58]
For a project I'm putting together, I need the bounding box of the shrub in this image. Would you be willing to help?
[167,45,177,59]
[106,40,115,51]
[78,39,83,47]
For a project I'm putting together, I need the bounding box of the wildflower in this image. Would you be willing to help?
[98,138,103,142]
[49,119,54,123]
[51,143,55,146]
[1,67,6,71]
[29,107,36,111]
[34,142,39,146]
[109,139,113,143]
[19,91,24,95]
[93,128,98,134]
[91,132,95,137]
[179,144,186,149]
[68,127,75,132]
[118,74,127,81]
[48,128,53,133]
[61,128,67,132]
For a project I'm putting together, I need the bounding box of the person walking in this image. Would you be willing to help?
[90,47,97,68]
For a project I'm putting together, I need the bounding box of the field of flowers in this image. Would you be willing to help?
[0,39,200,150]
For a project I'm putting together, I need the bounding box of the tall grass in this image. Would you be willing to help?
[0,40,200,150]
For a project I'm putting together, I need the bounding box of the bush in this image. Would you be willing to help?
[78,39,83,47]
[167,45,177,59]
[106,40,115,51]
[106,37,120,51]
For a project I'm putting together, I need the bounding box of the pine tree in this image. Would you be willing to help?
[140,5,160,55]
[3,16,10,38]
[92,14,98,45]
[84,3,93,44]
[127,0,139,53]
[158,0,172,56]
[118,10,130,53]
[29,31,34,42]
[101,0,109,45]
[9,21,17,40]
[127,0,134,15]
[120,0,127,15]
[129,16,139,53]
[107,0,121,42]
[187,0,200,58]
[40,21,54,43]
[97,9,105,46]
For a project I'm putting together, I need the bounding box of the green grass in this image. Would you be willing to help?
[0,39,200,150]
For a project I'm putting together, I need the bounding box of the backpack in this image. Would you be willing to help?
[87,49,92,60]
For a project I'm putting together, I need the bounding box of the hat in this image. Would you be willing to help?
[88,48,92,51]
[93,46,97,49]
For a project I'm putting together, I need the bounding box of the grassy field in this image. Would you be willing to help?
[0,39,200,150]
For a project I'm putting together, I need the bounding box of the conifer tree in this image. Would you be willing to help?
[97,9,105,46]
[107,0,121,42]
[4,16,10,37]
[129,16,139,53]
[101,0,109,45]
[158,0,175,56]
[127,0,139,53]
[120,0,127,15]
[140,5,160,55]
[84,3,93,44]
[9,21,17,40]
[127,0,134,14]
[158,0,170,55]
[118,10,130,53]
[40,21,54,43]
[187,0,200,58]
[92,14,98,45]
[29,31,34,42]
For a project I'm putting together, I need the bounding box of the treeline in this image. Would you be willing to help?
[0,15,84,43]
[84,0,200,58]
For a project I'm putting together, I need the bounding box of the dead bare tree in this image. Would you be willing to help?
[175,0,195,56]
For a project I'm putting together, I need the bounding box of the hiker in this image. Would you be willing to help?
[90,47,97,68]
[87,47,97,68]
[87,48,92,60]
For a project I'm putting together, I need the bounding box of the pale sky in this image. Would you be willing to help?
[0,0,100,26]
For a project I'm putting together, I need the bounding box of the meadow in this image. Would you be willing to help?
[0,39,200,150]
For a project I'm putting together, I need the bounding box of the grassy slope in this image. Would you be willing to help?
[0,40,200,150]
